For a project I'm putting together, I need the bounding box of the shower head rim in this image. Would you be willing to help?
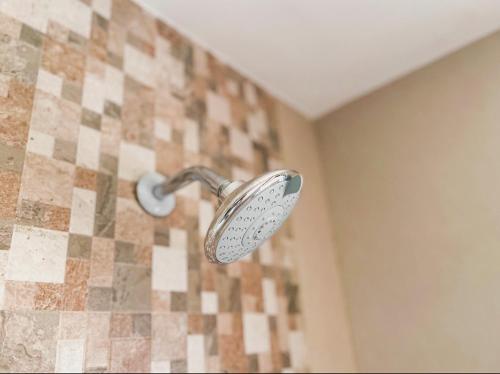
[204,169,302,264]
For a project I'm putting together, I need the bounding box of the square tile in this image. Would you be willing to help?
[230,127,253,163]
[69,187,96,236]
[6,225,68,284]
[85,312,111,370]
[152,313,187,360]
[110,338,150,373]
[244,82,258,107]
[247,109,268,140]
[198,200,214,236]
[169,228,187,250]
[93,0,112,19]
[115,197,154,245]
[55,339,85,373]
[207,91,231,126]
[154,118,172,142]
[76,125,101,170]
[152,246,187,292]
[105,64,124,105]
[187,334,205,373]
[89,237,114,287]
[112,263,151,311]
[48,0,92,38]
[82,73,105,113]
[201,291,218,315]
[124,45,155,87]
[262,278,278,315]
[151,361,171,373]
[288,331,306,370]
[183,118,199,153]
[27,128,55,158]
[37,68,63,97]
[243,313,271,354]
[20,153,75,208]
[118,141,155,181]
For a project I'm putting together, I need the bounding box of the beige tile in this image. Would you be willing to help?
[154,118,172,142]
[110,338,151,373]
[105,64,124,105]
[93,0,112,19]
[201,291,218,315]
[259,240,274,265]
[69,187,96,236]
[82,73,105,113]
[187,335,205,373]
[89,237,114,287]
[86,312,111,371]
[76,125,100,170]
[152,313,187,360]
[124,45,155,87]
[151,360,171,373]
[115,197,154,245]
[100,116,121,157]
[0,74,10,97]
[152,246,187,292]
[243,313,271,354]
[6,225,68,284]
[48,0,92,38]
[59,312,87,339]
[55,339,85,373]
[230,127,253,163]
[37,68,63,97]
[183,118,199,153]
[207,91,231,126]
[27,128,55,158]
[118,141,155,181]
[247,109,268,140]
[0,0,50,33]
[20,153,75,208]
[262,278,278,316]
[244,81,258,107]
[198,200,214,236]
[169,228,187,250]
[288,331,306,370]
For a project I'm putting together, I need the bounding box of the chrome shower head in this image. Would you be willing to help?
[136,167,303,264]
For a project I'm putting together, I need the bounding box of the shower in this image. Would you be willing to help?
[136,167,303,264]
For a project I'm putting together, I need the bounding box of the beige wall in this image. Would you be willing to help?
[276,103,357,372]
[315,31,500,372]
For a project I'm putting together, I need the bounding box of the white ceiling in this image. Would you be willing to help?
[139,0,500,119]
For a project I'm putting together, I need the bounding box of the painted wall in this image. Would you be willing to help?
[315,31,500,372]
[276,103,357,372]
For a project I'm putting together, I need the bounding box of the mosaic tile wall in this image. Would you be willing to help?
[0,0,306,372]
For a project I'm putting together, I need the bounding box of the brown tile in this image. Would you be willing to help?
[42,38,85,84]
[0,311,59,372]
[0,80,34,148]
[216,273,241,313]
[104,100,122,119]
[112,263,151,311]
[114,240,134,263]
[115,197,154,245]
[89,13,108,62]
[0,142,25,173]
[53,138,77,163]
[19,24,43,48]
[133,313,151,337]
[87,287,113,311]
[171,292,187,312]
[94,172,117,238]
[110,338,151,373]
[188,314,204,334]
[170,359,187,373]
[46,20,70,43]
[68,233,92,259]
[63,258,90,311]
[122,77,154,148]
[75,166,98,190]
[151,313,187,361]
[34,283,64,310]
[20,152,75,208]
[81,108,102,130]
[248,354,259,373]
[217,313,233,336]
[99,153,118,175]
[61,80,82,104]
[152,290,170,312]
[0,223,14,250]
[187,270,201,313]
[89,237,114,287]
[110,313,133,338]
[0,36,40,85]
[0,170,21,220]
[17,199,71,231]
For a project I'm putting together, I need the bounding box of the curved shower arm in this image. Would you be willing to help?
[153,166,231,199]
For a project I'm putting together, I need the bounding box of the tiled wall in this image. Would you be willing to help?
[0,0,306,372]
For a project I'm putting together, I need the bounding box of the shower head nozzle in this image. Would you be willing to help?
[136,167,302,264]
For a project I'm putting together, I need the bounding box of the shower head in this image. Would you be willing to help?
[136,167,302,264]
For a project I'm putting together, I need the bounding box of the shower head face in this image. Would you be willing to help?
[205,170,303,264]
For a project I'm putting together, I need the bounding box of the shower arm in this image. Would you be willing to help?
[152,166,241,200]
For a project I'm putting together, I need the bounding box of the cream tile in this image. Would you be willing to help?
[37,69,63,97]
[92,0,111,19]
[243,313,271,354]
[176,181,200,200]
[151,361,171,373]
[207,91,231,126]
[198,200,214,236]
[6,225,68,284]
[55,339,85,373]
[226,79,239,96]
[0,74,10,97]
[169,228,187,250]
[49,0,92,38]
[232,166,253,182]
[124,45,155,87]
[230,127,253,163]
[169,57,185,91]
[0,251,8,309]
[244,82,258,107]
[193,46,208,77]
[0,0,50,33]
[152,246,187,292]
[247,110,268,140]
[183,119,199,153]
[289,331,306,370]
[262,278,278,315]
[82,73,105,113]
[69,188,96,236]
[259,240,274,266]
[187,335,205,373]
[27,129,55,158]
[105,65,124,106]
[118,141,156,182]
[201,291,218,315]
[154,119,172,142]
[76,125,100,170]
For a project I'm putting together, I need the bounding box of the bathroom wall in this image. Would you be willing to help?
[315,31,500,372]
[0,0,307,372]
